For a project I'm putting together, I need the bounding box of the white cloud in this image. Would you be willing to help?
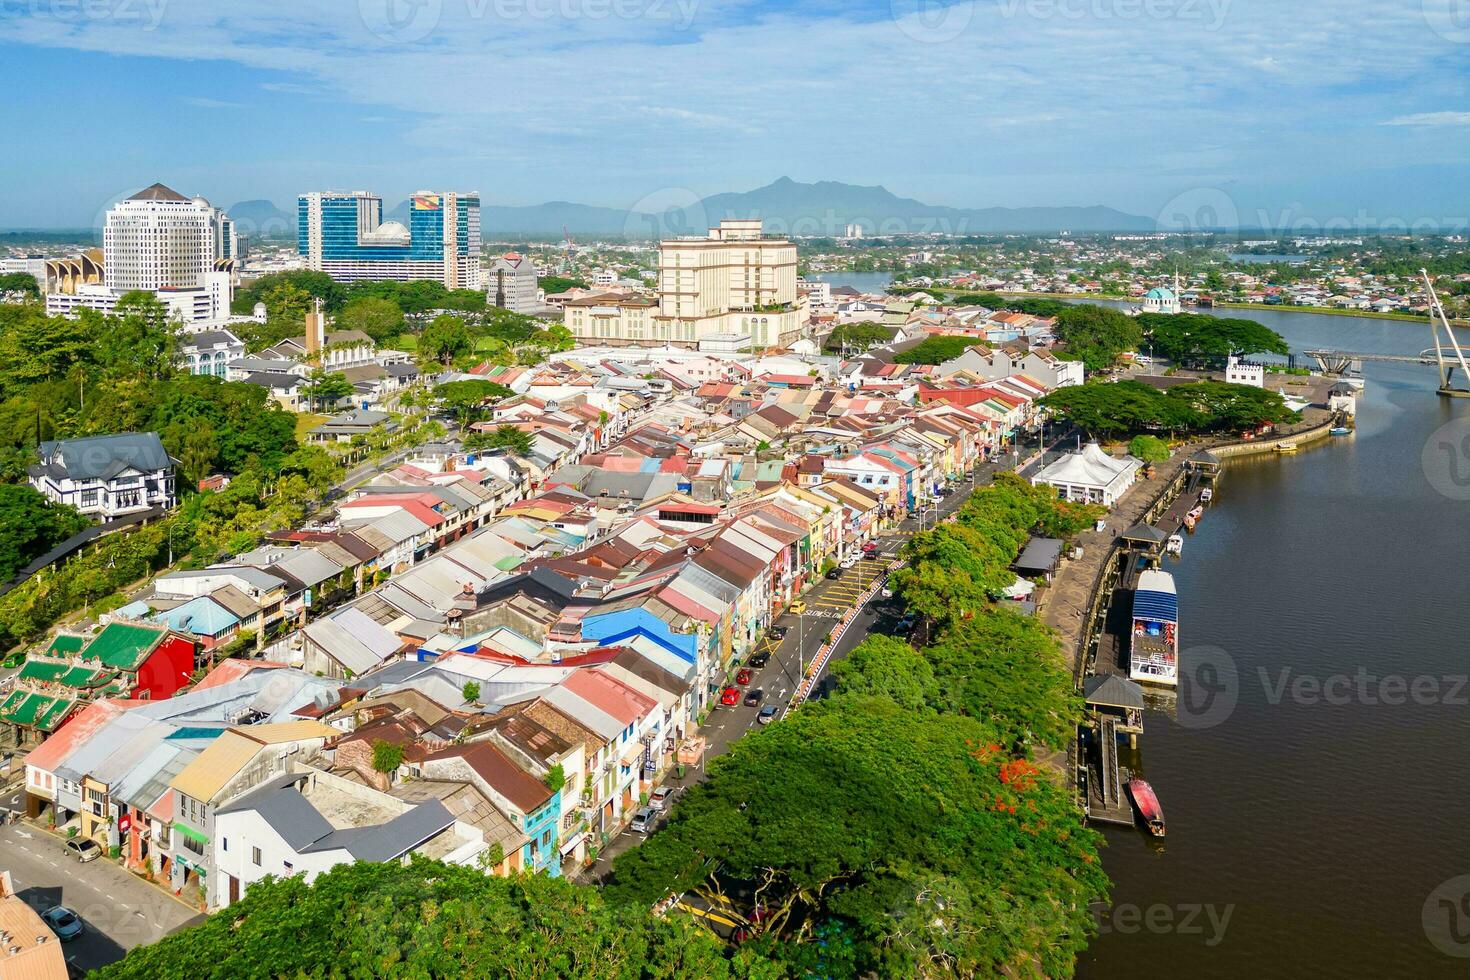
[1383,111,1470,127]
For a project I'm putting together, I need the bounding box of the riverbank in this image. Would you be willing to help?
[942,289,1435,325]
[1037,410,1336,680]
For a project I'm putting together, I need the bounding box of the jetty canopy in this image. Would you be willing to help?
[1120,524,1168,547]
[1084,674,1147,710]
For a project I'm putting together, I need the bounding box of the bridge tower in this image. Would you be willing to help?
[1423,269,1470,398]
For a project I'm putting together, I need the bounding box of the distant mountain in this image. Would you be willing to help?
[227,199,295,239]
[234,179,1154,242]
[694,177,1153,236]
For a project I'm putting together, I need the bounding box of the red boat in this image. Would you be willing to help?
[1127,779,1166,837]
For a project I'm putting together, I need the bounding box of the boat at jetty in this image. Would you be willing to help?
[1330,426,1352,436]
[1127,778,1166,837]
[1129,569,1179,687]
[1200,486,1213,503]
[1165,533,1183,556]
[1275,442,1298,453]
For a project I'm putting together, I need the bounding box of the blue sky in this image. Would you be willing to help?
[4,0,1470,230]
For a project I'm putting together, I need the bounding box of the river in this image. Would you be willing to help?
[1077,305,1470,978]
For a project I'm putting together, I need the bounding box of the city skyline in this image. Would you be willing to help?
[3,1,1469,229]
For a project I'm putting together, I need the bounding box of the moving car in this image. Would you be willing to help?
[65,838,101,863]
[736,667,753,685]
[757,705,778,725]
[768,625,788,640]
[789,600,807,614]
[744,688,764,706]
[880,586,894,599]
[747,651,770,669]
[629,807,654,834]
[41,906,83,942]
[648,786,674,811]
[720,686,740,706]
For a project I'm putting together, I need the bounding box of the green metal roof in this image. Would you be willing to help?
[0,690,27,714]
[1,692,57,728]
[59,666,114,689]
[36,697,76,731]
[17,660,69,683]
[45,635,86,657]
[81,622,165,670]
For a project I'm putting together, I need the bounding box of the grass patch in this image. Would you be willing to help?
[294,413,330,442]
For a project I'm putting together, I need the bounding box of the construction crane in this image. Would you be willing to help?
[559,225,576,274]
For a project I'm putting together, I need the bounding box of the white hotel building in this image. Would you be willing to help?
[46,183,237,323]
[564,219,807,350]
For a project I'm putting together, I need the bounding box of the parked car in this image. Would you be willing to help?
[744,688,764,706]
[769,625,788,640]
[748,651,770,669]
[720,686,741,706]
[862,542,880,557]
[648,786,675,811]
[881,586,894,599]
[41,906,83,942]
[840,556,858,569]
[736,667,753,685]
[65,839,101,863]
[629,807,655,834]
[789,600,807,614]
[757,705,778,725]
[825,567,843,580]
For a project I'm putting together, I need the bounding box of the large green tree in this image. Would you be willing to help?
[0,485,89,581]
[608,696,1106,978]
[1052,304,1142,372]
[336,296,405,344]
[432,380,513,426]
[92,859,770,980]
[417,314,474,368]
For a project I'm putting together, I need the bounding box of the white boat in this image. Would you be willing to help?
[1165,534,1184,556]
[1200,487,1213,503]
[1130,569,1179,687]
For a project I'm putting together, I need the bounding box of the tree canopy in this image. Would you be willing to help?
[92,859,769,980]
[1137,312,1288,366]
[432,380,514,426]
[607,695,1105,978]
[824,323,893,354]
[1052,304,1142,372]
[1039,379,1299,439]
[0,485,89,582]
[891,335,989,365]
[464,424,535,456]
[417,314,474,369]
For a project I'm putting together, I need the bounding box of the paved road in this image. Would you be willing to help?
[0,824,203,974]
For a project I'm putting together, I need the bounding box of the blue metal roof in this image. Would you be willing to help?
[1132,589,1178,623]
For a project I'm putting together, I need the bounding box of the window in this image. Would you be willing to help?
[251,846,261,867]
[283,861,293,872]
[222,838,228,852]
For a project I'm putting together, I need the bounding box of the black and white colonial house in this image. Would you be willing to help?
[29,432,178,520]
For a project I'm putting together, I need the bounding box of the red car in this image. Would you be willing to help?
[720,686,740,706]
[736,667,753,685]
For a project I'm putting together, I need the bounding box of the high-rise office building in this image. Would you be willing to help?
[298,190,481,289]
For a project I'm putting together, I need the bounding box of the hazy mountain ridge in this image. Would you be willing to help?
[226,178,1155,240]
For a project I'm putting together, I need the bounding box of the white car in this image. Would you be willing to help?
[629,806,655,834]
[648,786,674,811]
[881,587,894,599]
[840,556,858,569]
